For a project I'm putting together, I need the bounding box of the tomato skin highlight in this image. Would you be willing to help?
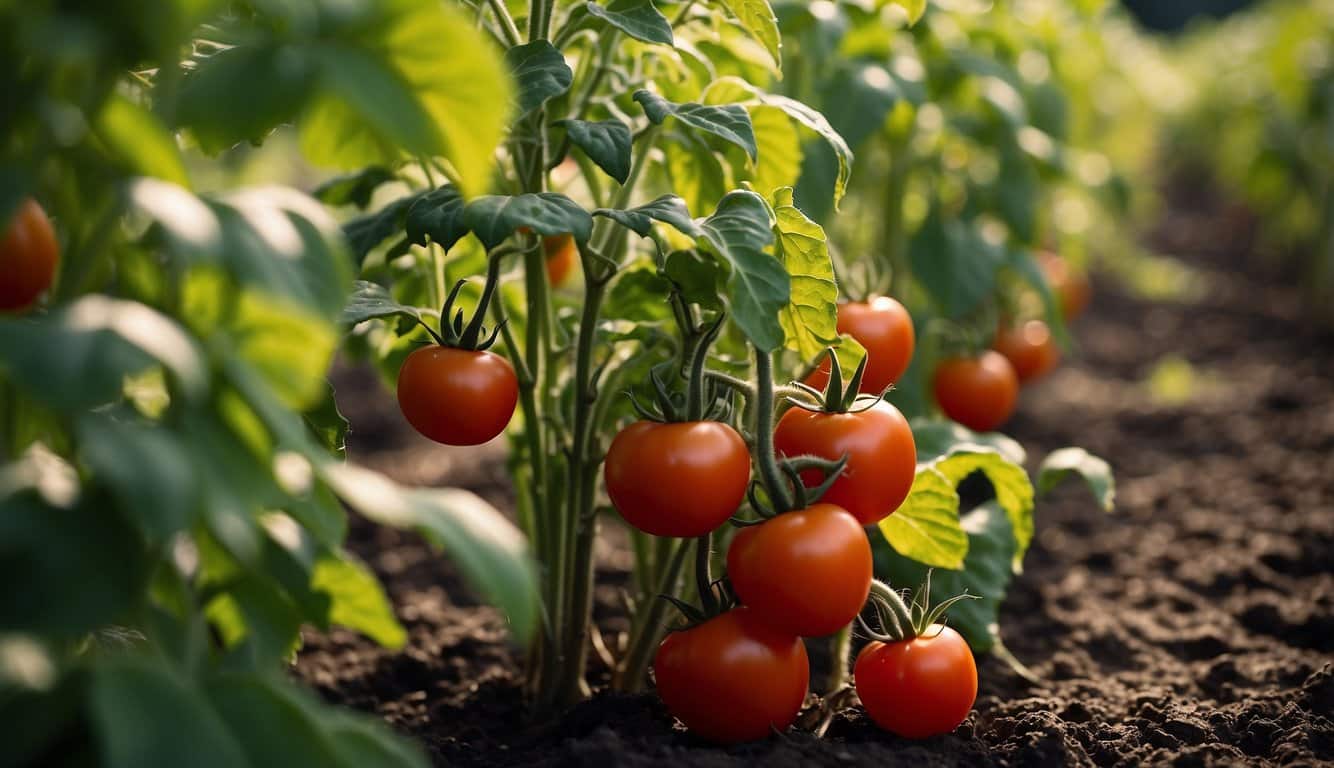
[543,233,576,286]
[604,421,750,537]
[854,625,978,739]
[932,351,1018,433]
[772,400,916,525]
[805,297,915,394]
[727,503,872,637]
[993,320,1059,383]
[0,198,59,312]
[396,346,518,446]
[653,607,809,743]
[1039,252,1091,321]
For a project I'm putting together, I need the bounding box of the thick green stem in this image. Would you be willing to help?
[694,533,716,614]
[616,537,690,692]
[752,349,794,513]
[824,623,853,694]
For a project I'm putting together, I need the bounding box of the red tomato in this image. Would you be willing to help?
[1039,252,1091,321]
[727,503,872,637]
[543,233,576,286]
[804,297,915,395]
[654,607,809,743]
[604,421,750,537]
[772,400,916,525]
[397,346,518,445]
[854,624,978,739]
[932,351,1018,432]
[993,320,1059,383]
[0,198,59,312]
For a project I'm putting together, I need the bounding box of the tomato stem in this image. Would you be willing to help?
[694,533,717,615]
[616,537,691,691]
[752,349,794,514]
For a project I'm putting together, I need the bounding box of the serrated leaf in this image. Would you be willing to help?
[506,41,573,115]
[698,191,785,351]
[312,554,407,649]
[764,94,853,207]
[464,193,593,249]
[1038,447,1115,511]
[585,0,673,44]
[404,185,468,251]
[593,195,699,238]
[934,451,1034,570]
[341,281,428,327]
[718,0,782,69]
[634,90,757,161]
[558,119,632,183]
[878,467,968,569]
[770,187,837,362]
[312,168,398,209]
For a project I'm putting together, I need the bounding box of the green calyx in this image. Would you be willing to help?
[859,574,979,643]
[790,348,884,414]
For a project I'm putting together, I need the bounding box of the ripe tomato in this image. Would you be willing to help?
[604,421,750,537]
[653,607,809,743]
[0,198,59,312]
[932,351,1018,432]
[727,503,872,637]
[772,400,916,526]
[1039,252,1091,321]
[397,346,518,446]
[805,297,915,394]
[993,320,1059,383]
[543,233,576,286]
[854,624,977,739]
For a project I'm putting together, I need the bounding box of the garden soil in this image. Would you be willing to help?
[295,188,1334,766]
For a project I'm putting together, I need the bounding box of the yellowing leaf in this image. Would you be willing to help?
[770,188,837,362]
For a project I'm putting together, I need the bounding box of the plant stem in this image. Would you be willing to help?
[488,0,522,46]
[615,537,690,692]
[824,623,853,694]
[694,533,716,614]
[752,349,793,513]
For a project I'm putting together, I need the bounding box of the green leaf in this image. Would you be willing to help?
[934,451,1034,570]
[343,192,424,264]
[634,90,757,161]
[89,660,249,768]
[312,167,399,209]
[1038,447,1115,512]
[96,95,190,186]
[0,296,207,412]
[910,418,1026,465]
[558,119,632,184]
[324,464,538,642]
[593,195,699,238]
[886,0,927,24]
[464,193,593,249]
[77,414,196,542]
[876,501,1014,653]
[178,43,315,154]
[877,467,969,569]
[325,713,429,768]
[585,0,674,44]
[664,250,726,309]
[311,554,407,649]
[505,41,573,115]
[341,280,429,328]
[126,178,222,259]
[230,290,339,411]
[763,94,853,208]
[820,63,900,150]
[746,105,803,197]
[910,209,1004,317]
[205,576,304,665]
[718,0,782,69]
[208,673,342,767]
[770,187,837,362]
[698,190,786,351]
[405,185,469,251]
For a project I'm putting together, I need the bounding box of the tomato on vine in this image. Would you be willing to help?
[805,296,915,395]
[1039,252,1091,321]
[605,420,750,538]
[932,350,1018,432]
[726,502,872,637]
[398,346,517,446]
[653,607,809,744]
[543,233,576,286]
[0,198,59,312]
[993,320,1059,383]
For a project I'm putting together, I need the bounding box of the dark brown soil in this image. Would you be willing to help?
[295,190,1334,767]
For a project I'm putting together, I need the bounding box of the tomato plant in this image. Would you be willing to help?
[0,199,59,312]
[932,352,1020,433]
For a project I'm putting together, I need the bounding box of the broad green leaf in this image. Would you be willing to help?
[634,90,757,161]
[0,296,207,412]
[558,119,633,184]
[312,167,399,209]
[585,0,673,44]
[593,195,699,238]
[324,464,538,642]
[405,185,469,251]
[127,178,222,259]
[178,43,315,154]
[89,660,249,768]
[96,95,190,187]
[747,105,803,196]
[343,192,425,264]
[698,190,786,351]
[935,451,1034,570]
[820,63,900,150]
[464,193,593,249]
[665,250,726,310]
[311,554,407,649]
[205,576,303,665]
[910,418,1026,465]
[763,94,853,207]
[77,414,196,542]
[505,41,573,115]
[909,208,1004,317]
[718,0,782,69]
[770,187,837,362]
[341,281,430,328]
[231,291,339,411]
[208,673,342,767]
[603,266,676,322]
[325,714,429,768]
[1038,447,1115,512]
[877,467,968,569]
[663,133,728,215]
[876,501,1014,652]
